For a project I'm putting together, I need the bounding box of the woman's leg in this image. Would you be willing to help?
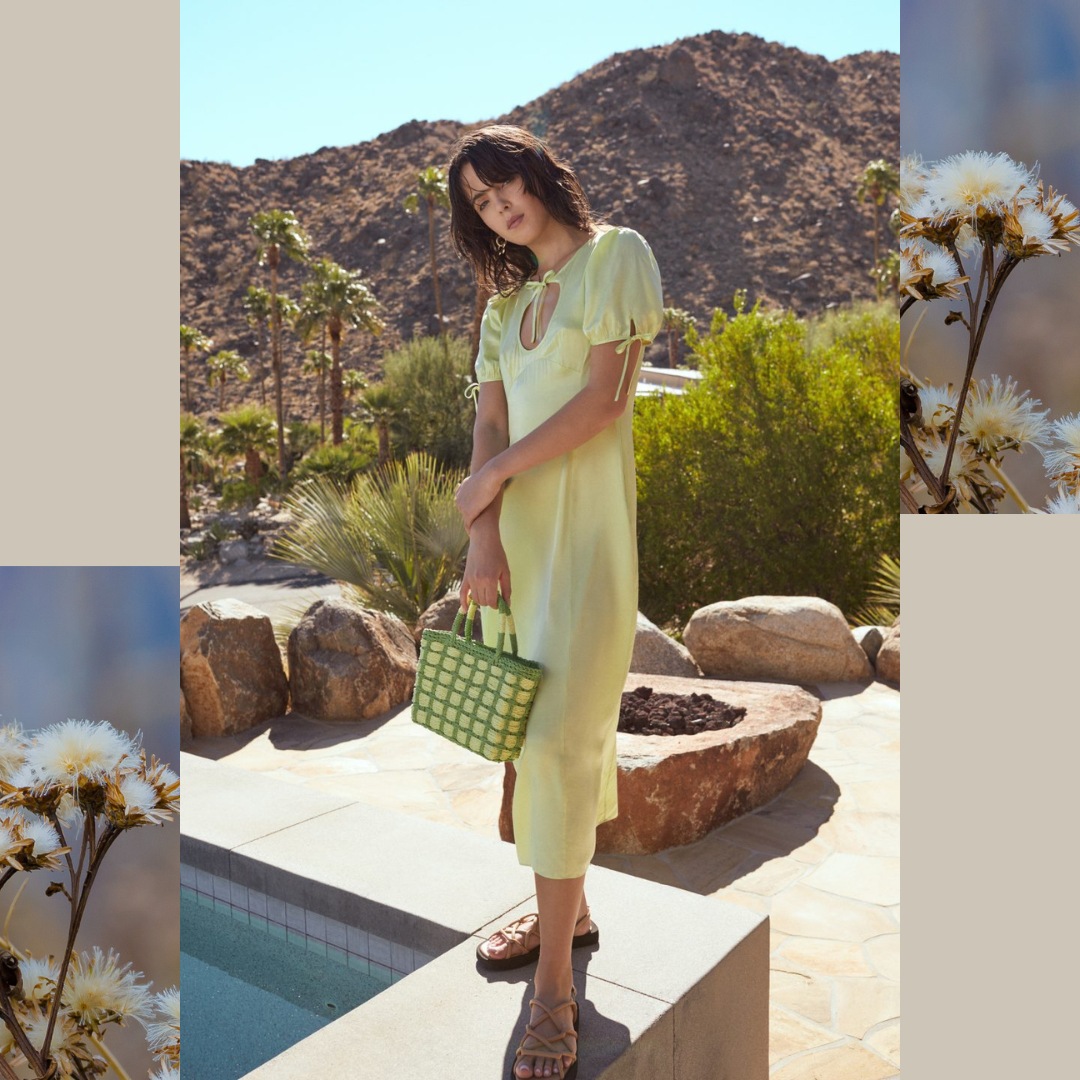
[515,870,586,1079]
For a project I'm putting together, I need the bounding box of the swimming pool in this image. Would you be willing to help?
[180,892,391,1079]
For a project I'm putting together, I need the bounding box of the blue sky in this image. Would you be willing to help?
[182,0,899,165]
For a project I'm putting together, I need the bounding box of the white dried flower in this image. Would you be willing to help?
[916,383,959,430]
[0,723,28,782]
[1041,412,1080,491]
[145,986,180,1063]
[1043,489,1080,513]
[62,947,153,1032]
[22,720,136,793]
[960,375,1051,456]
[19,955,61,1006]
[923,151,1035,222]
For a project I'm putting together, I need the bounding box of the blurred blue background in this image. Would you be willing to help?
[0,566,179,1078]
[901,0,1080,508]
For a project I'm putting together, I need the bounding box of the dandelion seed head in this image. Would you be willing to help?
[150,1063,180,1080]
[1044,489,1080,513]
[0,723,28,782]
[916,383,959,430]
[0,820,22,861]
[20,955,60,1005]
[961,374,1051,454]
[21,815,62,857]
[925,151,1035,220]
[24,720,135,791]
[118,775,159,816]
[922,245,962,286]
[900,154,928,211]
[1041,412,1080,490]
[146,986,181,1061]
[62,947,153,1030]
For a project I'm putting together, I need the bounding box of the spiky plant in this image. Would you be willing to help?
[850,553,900,627]
[272,452,468,622]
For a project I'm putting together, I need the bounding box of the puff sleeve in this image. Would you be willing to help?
[474,296,505,383]
[582,228,664,400]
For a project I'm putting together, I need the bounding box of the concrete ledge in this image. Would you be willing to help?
[180,753,768,1079]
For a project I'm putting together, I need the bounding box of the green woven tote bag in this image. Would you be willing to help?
[412,596,542,762]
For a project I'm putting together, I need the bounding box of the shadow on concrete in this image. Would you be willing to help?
[182,703,412,760]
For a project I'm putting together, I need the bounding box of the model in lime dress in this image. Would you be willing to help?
[448,125,663,1080]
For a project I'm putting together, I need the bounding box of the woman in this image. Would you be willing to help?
[448,124,663,1080]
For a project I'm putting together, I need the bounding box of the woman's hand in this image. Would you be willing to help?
[455,460,505,532]
[459,523,511,610]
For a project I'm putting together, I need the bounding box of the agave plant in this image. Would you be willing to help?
[272,452,468,622]
[850,553,900,627]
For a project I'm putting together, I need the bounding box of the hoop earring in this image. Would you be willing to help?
[495,236,507,256]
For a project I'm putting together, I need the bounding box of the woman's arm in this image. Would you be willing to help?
[455,331,642,530]
[459,380,513,608]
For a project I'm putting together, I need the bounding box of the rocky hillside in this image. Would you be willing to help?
[180,30,898,418]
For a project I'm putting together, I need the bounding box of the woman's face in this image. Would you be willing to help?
[459,162,551,249]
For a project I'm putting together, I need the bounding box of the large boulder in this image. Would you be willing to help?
[289,599,417,721]
[683,596,873,683]
[414,594,485,645]
[180,600,289,737]
[630,612,701,677]
[876,619,900,684]
[499,673,822,855]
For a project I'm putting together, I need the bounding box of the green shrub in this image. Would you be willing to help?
[272,451,468,622]
[290,440,376,486]
[634,294,898,626]
[287,421,323,464]
[380,335,475,468]
[220,479,263,510]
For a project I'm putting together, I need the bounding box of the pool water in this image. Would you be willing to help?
[180,893,388,1079]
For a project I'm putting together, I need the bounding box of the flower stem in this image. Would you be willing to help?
[985,458,1031,512]
[42,823,122,1060]
[89,1031,134,1080]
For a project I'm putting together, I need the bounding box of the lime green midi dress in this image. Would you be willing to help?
[474,225,664,879]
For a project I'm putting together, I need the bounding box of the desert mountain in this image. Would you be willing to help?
[180,30,898,417]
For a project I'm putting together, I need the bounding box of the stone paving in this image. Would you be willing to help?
[184,678,900,1078]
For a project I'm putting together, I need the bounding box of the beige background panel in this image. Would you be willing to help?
[902,515,1078,1076]
[0,3,178,565]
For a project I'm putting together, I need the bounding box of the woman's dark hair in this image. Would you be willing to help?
[447,125,594,295]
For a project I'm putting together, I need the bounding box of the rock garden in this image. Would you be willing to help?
[181,589,899,854]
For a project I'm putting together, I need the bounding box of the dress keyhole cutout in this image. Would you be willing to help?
[519,282,560,351]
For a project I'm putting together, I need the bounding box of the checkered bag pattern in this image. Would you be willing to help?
[412,598,542,762]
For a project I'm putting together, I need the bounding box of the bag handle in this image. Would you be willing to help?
[452,596,519,657]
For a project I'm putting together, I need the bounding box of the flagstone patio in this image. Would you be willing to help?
[184,678,899,1078]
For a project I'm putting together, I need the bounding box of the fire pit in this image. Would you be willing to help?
[499,672,822,855]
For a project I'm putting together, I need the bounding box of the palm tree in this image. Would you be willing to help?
[250,209,311,478]
[403,166,451,353]
[857,160,900,300]
[360,382,397,467]
[342,368,368,401]
[180,325,213,411]
[662,308,696,368]
[302,349,333,442]
[297,258,384,445]
[206,349,251,410]
[216,404,277,484]
[180,412,209,529]
[272,452,469,623]
[242,286,272,405]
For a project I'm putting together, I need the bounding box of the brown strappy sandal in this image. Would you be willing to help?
[476,909,599,971]
[511,988,579,1080]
